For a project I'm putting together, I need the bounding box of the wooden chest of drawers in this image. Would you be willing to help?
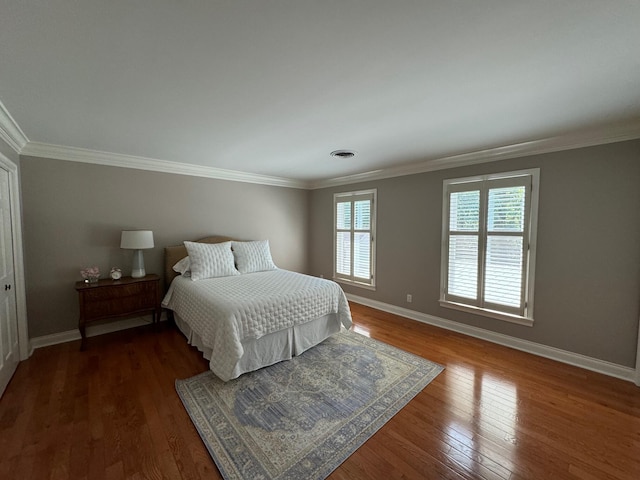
[75,274,161,349]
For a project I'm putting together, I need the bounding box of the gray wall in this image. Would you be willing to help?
[20,157,308,337]
[18,140,640,367]
[309,140,640,367]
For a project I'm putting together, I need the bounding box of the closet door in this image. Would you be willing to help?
[0,167,18,396]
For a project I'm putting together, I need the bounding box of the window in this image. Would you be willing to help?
[334,189,376,289]
[440,169,539,325]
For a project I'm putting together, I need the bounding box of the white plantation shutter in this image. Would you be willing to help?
[484,183,528,311]
[335,231,351,276]
[335,202,351,276]
[448,235,479,299]
[353,200,371,279]
[448,190,480,299]
[334,190,376,287]
[441,170,538,322]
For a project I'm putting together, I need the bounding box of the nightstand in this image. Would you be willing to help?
[75,274,161,350]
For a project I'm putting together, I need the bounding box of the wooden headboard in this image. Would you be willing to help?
[164,235,235,287]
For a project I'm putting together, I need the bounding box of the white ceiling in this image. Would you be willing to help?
[1,1,640,188]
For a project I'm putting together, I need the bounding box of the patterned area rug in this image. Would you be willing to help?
[176,330,444,480]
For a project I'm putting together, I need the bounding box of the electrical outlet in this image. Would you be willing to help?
[406,294,412,303]
[320,274,324,279]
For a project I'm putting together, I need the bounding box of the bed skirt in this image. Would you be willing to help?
[174,313,342,380]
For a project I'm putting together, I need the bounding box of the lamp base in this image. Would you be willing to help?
[131,249,146,278]
[131,268,146,278]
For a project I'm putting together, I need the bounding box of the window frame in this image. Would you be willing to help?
[333,189,377,290]
[440,169,539,326]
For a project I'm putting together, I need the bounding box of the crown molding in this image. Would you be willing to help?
[0,99,29,153]
[310,119,640,189]
[20,142,308,189]
[5,88,639,191]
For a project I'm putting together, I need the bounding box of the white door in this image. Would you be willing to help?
[0,168,18,396]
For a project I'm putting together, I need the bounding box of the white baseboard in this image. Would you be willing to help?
[30,313,167,350]
[347,294,636,383]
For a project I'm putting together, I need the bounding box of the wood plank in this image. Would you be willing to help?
[0,304,638,479]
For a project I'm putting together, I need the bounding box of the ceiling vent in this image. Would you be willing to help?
[330,150,356,159]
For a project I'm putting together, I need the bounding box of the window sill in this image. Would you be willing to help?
[439,300,533,327]
[334,278,376,291]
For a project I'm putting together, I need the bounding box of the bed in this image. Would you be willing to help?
[161,236,352,381]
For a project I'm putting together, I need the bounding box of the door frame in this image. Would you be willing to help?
[636,312,640,387]
[0,152,29,361]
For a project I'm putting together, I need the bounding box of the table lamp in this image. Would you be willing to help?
[120,230,154,278]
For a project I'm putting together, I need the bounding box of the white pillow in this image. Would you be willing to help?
[172,256,191,276]
[184,241,239,280]
[232,240,277,274]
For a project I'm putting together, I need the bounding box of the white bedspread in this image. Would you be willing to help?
[162,269,352,380]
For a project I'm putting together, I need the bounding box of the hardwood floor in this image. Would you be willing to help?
[1,303,639,479]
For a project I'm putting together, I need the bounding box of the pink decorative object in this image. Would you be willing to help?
[81,266,100,283]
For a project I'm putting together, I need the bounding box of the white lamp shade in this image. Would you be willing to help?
[120,230,154,249]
